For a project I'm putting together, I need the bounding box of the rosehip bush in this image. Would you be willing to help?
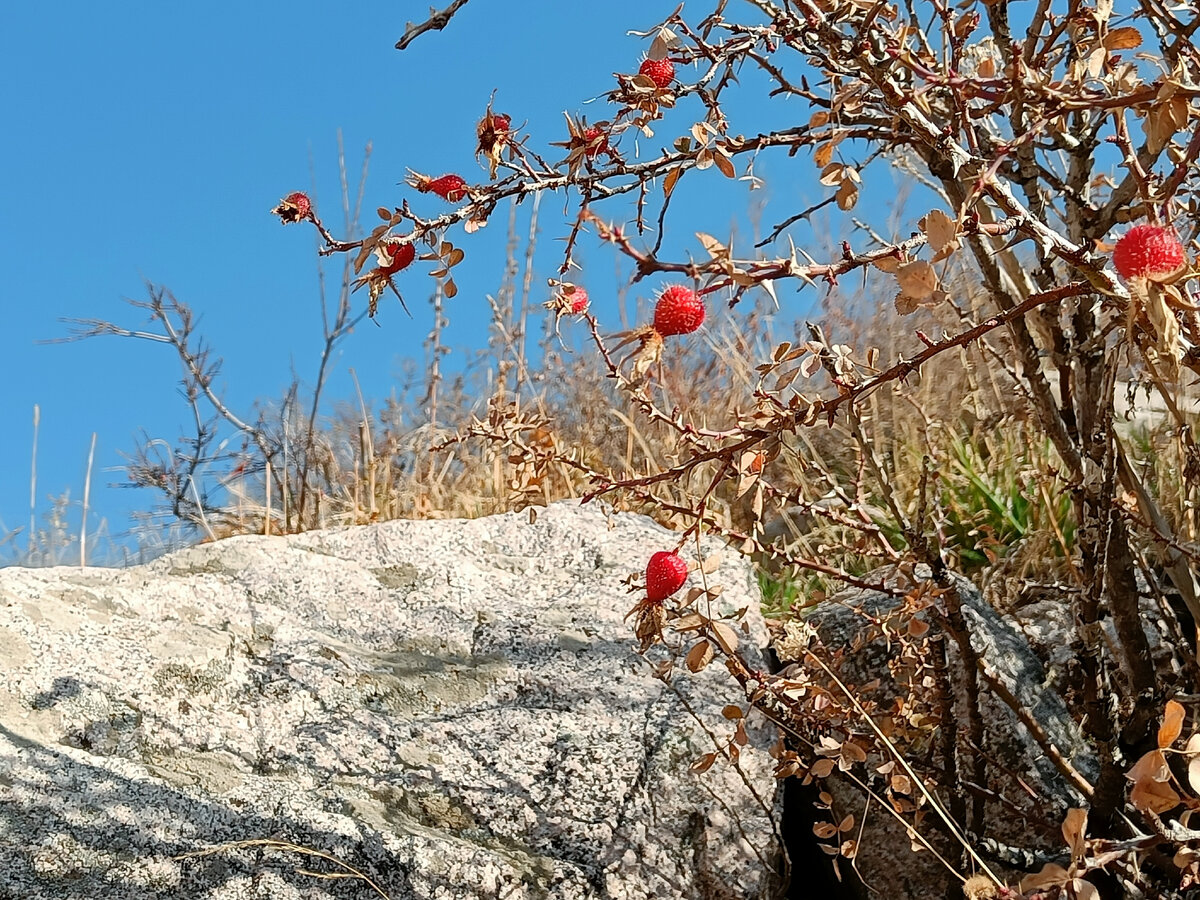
[83,2,1200,896]
[267,3,1200,895]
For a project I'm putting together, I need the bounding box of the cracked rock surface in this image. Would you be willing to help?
[0,501,779,899]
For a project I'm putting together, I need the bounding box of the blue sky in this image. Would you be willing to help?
[0,2,872,564]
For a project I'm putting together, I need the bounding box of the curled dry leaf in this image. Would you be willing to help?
[835,179,858,211]
[690,751,718,774]
[1062,807,1088,863]
[1127,749,1181,814]
[695,232,728,259]
[919,209,960,262]
[647,24,682,61]
[840,740,867,764]
[663,167,682,197]
[819,162,848,186]
[893,260,947,314]
[1020,863,1071,894]
[810,758,836,778]
[1159,698,1187,748]
[711,620,739,653]
[737,450,764,498]
[1147,287,1183,364]
[713,149,736,178]
[685,640,714,672]
[895,260,940,301]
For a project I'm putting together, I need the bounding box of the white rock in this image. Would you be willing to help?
[0,501,780,899]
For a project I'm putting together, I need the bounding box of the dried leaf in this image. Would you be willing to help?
[701,552,722,574]
[835,179,858,211]
[813,142,834,169]
[711,621,740,654]
[1019,863,1071,893]
[1129,750,1181,814]
[691,752,718,774]
[733,720,749,746]
[774,366,802,392]
[811,758,836,778]
[685,640,714,672]
[1145,97,1190,153]
[1073,878,1101,900]
[813,822,839,839]
[444,278,458,299]
[1129,748,1171,782]
[841,741,867,763]
[376,206,391,221]
[819,162,846,187]
[1160,699,1187,748]
[919,209,960,262]
[895,260,939,301]
[1104,27,1142,50]
[714,150,736,179]
[664,167,682,198]
[695,232,728,259]
[1147,286,1183,363]
[722,704,744,720]
[647,25,681,61]
[1062,808,1088,862]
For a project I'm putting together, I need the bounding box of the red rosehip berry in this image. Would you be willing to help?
[427,174,468,202]
[491,113,511,133]
[653,285,705,336]
[376,238,416,275]
[407,171,469,202]
[568,286,589,314]
[646,551,689,602]
[583,127,609,159]
[271,191,312,224]
[1112,224,1186,281]
[639,57,675,89]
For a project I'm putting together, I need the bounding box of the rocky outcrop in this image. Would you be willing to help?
[0,502,780,900]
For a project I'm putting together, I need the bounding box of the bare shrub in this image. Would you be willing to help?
[69,1,1200,895]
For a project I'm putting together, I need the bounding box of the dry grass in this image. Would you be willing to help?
[19,185,1198,630]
